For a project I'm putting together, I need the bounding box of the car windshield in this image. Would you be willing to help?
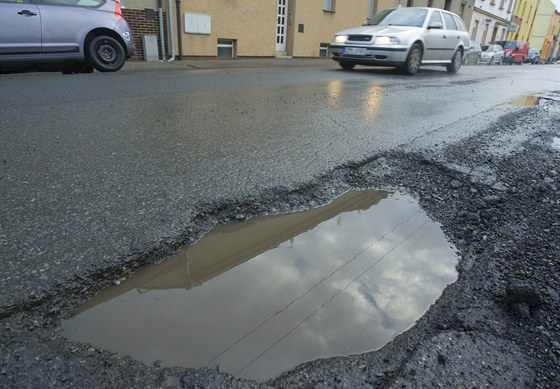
[367,8,428,27]
[483,45,497,52]
[503,42,518,49]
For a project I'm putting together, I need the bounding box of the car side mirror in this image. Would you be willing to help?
[428,22,443,30]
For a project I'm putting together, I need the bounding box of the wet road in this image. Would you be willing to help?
[0,63,559,310]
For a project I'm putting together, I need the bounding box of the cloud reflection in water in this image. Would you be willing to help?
[63,190,457,382]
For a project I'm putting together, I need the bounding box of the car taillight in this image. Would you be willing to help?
[114,0,123,18]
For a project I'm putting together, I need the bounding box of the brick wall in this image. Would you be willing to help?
[123,9,168,61]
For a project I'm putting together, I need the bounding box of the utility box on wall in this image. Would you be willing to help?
[143,34,159,61]
[185,13,211,34]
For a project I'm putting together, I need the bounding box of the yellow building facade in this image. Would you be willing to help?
[506,0,540,41]
[173,0,475,58]
[528,0,560,61]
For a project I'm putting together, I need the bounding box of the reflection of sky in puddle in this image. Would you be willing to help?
[63,191,458,382]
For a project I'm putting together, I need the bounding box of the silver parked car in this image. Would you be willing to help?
[0,0,135,73]
[480,44,504,65]
[463,40,481,65]
[329,7,469,75]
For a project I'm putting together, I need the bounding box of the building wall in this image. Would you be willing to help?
[531,2,560,60]
[288,0,371,58]
[122,8,167,61]
[123,0,158,9]
[142,0,478,59]
[507,0,540,41]
[468,0,514,44]
[178,0,277,57]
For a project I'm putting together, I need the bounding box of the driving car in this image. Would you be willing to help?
[0,0,135,73]
[463,40,481,65]
[480,44,503,65]
[329,7,469,75]
[526,48,541,64]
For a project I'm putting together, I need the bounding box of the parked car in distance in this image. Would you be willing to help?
[497,40,528,64]
[329,7,469,75]
[480,44,503,65]
[526,48,541,64]
[0,0,135,73]
[463,40,481,65]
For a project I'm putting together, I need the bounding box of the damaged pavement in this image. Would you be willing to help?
[1,71,559,387]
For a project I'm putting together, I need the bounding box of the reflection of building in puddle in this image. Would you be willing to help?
[64,190,458,382]
[75,190,388,314]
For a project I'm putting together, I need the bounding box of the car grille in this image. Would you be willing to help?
[348,35,372,42]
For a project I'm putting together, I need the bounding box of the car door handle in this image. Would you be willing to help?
[18,10,38,16]
[443,35,447,38]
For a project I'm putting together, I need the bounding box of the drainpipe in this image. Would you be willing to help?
[176,0,183,60]
[157,0,166,61]
[167,0,175,62]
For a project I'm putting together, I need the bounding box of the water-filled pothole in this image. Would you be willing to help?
[63,190,458,382]
[509,95,541,106]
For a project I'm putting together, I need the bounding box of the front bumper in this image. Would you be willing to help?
[329,44,408,67]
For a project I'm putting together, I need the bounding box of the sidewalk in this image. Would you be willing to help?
[123,57,338,72]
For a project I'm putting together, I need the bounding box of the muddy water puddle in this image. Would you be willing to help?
[63,190,458,382]
[509,95,541,106]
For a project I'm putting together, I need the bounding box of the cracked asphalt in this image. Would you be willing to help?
[1,61,559,387]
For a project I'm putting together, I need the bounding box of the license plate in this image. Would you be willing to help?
[343,47,367,56]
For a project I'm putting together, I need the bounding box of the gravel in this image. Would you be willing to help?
[1,96,559,388]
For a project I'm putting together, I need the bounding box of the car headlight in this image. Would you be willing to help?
[374,36,400,45]
[334,35,348,44]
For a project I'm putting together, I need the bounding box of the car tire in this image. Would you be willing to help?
[446,49,462,74]
[339,62,356,70]
[87,35,126,72]
[402,43,422,75]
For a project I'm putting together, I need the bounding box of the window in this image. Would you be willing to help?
[459,2,465,17]
[507,0,514,13]
[217,39,235,58]
[442,12,457,30]
[453,15,467,31]
[444,0,451,11]
[319,43,329,58]
[406,0,414,7]
[430,10,443,25]
[323,0,335,12]
[427,0,433,6]
[471,19,479,40]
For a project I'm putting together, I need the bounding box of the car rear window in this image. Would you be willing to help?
[442,13,457,30]
[39,0,106,7]
[452,15,467,32]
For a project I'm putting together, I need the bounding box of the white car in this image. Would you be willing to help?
[329,7,469,75]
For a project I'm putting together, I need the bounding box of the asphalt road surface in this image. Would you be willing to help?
[1,61,559,387]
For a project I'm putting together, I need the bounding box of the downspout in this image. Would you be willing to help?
[157,0,166,61]
[167,0,175,62]
[176,0,183,60]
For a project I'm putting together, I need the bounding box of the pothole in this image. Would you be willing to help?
[509,95,541,106]
[62,190,458,381]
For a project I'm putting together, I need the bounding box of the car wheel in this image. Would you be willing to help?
[339,62,356,70]
[402,43,422,75]
[446,49,462,74]
[88,35,126,72]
